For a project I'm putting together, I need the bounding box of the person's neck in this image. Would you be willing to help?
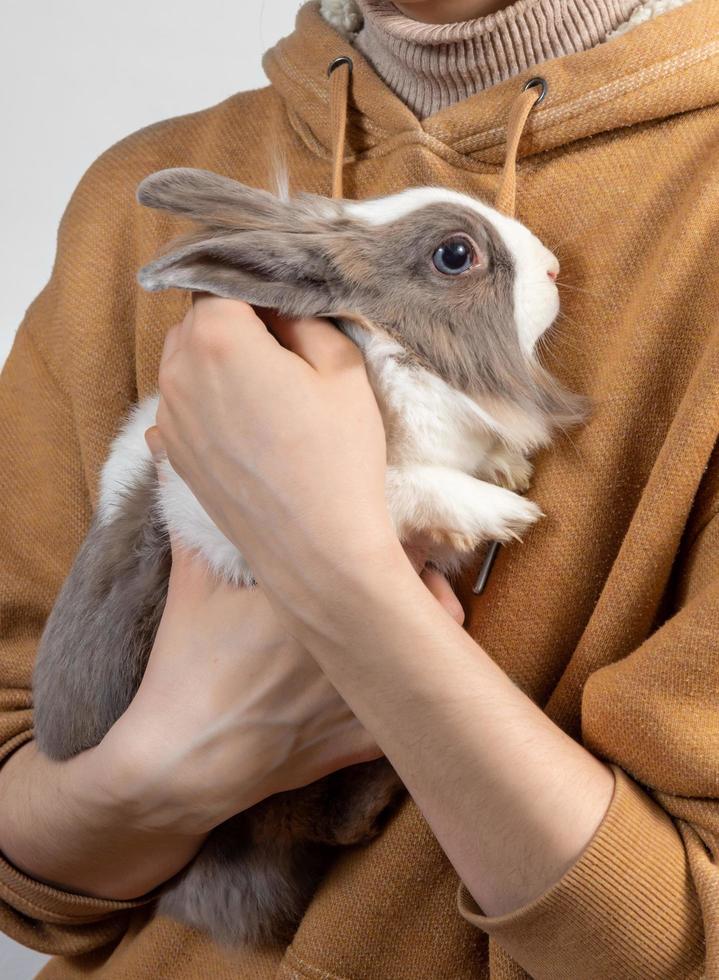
[392,0,512,23]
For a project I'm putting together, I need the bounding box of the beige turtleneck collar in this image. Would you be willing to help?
[349,0,644,118]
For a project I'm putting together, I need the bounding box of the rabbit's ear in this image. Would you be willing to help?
[137,168,349,315]
[137,168,288,230]
[137,226,345,317]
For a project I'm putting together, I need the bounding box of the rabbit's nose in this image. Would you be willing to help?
[547,259,560,281]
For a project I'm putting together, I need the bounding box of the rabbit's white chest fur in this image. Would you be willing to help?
[97,324,543,584]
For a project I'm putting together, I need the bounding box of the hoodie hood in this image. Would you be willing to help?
[263,0,718,170]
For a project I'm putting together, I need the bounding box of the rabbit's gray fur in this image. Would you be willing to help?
[33,464,403,947]
[33,168,585,950]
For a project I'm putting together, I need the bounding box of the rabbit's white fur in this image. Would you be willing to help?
[99,186,558,584]
[606,0,694,39]
[98,344,541,586]
[319,0,363,35]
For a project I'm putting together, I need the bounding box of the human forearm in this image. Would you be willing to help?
[0,739,207,901]
[278,542,615,917]
[146,296,615,916]
[0,505,388,909]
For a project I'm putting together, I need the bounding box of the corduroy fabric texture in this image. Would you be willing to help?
[0,0,717,977]
[353,0,644,118]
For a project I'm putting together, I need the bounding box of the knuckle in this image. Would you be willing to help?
[226,297,254,317]
[191,313,233,357]
[157,355,179,392]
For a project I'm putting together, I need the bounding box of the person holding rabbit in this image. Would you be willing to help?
[0,1,712,978]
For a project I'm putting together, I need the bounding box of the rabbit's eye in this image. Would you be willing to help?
[432,236,476,276]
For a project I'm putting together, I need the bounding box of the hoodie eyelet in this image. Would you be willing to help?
[327,55,354,77]
[522,76,548,105]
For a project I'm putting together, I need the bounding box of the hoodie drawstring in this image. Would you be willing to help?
[494,76,546,217]
[327,57,545,219]
[476,76,545,592]
[325,60,546,594]
[328,56,353,199]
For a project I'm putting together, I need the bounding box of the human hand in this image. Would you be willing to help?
[103,439,383,836]
[103,436,464,838]
[146,295,399,632]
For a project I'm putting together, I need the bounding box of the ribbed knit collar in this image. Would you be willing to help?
[352,0,644,118]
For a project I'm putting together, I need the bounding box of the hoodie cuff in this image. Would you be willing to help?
[0,731,158,925]
[0,846,158,926]
[456,764,704,979]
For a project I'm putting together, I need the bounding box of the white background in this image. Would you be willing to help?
[0,1,303,976]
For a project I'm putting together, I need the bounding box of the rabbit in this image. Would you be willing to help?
[31,168,586,951]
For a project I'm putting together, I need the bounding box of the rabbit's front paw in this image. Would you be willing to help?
[431,493,540,551]
[488,492,542,542]
[484,447,533,493]
[504,456,533,493]
[386,465,543,553]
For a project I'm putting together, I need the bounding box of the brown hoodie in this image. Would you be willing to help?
[0,1,717,977]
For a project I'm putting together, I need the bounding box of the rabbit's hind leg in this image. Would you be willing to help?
[156,811,329,950]
[156,762,404,949]
[32,460,170,760]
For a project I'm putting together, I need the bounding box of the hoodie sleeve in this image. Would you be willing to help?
[0,147,161,955]
[456,504,719,979]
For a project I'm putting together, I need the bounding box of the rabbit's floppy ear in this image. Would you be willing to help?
[136,168,348,317]
[137,168,289,229]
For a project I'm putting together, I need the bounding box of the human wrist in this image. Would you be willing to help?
[0,740,207,901]
[253,508,404,603]
[97,699,284,836]
[67,731,200,848]
[92,714,214,836]
[275,525,420,652]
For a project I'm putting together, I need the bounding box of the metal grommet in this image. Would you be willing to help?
[522,76,548,105]
[327,55,353,77]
